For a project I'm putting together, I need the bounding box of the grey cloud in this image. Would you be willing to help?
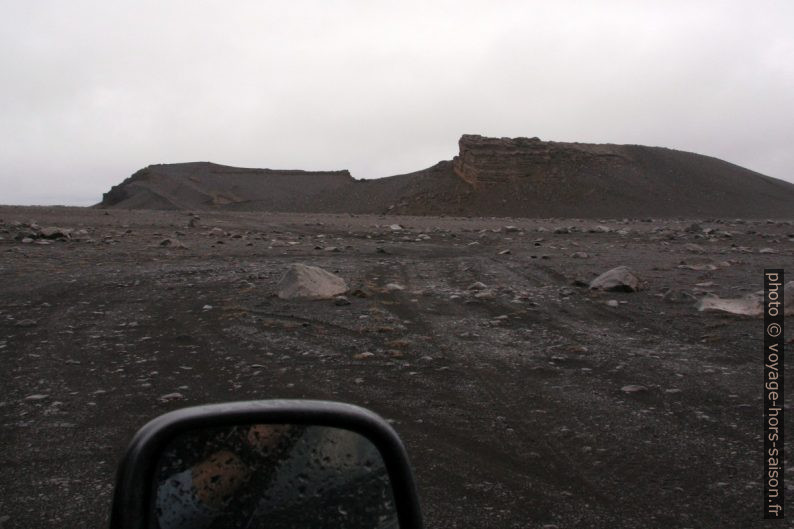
[1,0,792,205]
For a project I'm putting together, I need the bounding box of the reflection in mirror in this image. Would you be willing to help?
[153,424,398,529]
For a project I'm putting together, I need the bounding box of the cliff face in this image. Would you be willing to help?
[451,134,631,185]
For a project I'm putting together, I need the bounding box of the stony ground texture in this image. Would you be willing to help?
[1,206,792,529]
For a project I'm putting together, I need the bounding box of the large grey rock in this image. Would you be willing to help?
[589,266,640,292]
[276,264,348,300]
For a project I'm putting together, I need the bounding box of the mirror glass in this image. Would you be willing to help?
[152,424,398,529]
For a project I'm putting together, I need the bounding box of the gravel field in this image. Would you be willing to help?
[1,206,792,528]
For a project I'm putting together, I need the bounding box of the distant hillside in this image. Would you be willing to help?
[100,162,354,212]
[97,136,794,218]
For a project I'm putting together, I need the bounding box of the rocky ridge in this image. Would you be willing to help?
[96,135,794,218]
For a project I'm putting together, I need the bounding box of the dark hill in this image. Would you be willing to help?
[100,162,354,212]
[98,136,794,218]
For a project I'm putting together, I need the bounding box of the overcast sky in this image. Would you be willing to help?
[2,1,792,205]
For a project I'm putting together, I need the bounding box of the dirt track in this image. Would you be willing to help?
[0,206,792,528]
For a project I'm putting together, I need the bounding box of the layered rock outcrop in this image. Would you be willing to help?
[451,134,630,185]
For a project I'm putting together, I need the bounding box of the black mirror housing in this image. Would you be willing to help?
[110,400,423,529]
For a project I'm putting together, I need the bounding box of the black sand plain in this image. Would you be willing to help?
[1,206,792,528]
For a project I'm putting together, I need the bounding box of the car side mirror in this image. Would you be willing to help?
[110,400,423,529]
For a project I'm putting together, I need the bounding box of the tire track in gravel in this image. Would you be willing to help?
[360,256,618,524]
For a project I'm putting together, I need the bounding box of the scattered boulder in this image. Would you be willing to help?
[385,283,405,292]
[661,288,697,304]
[683,243,705,253]
[589,266,640,292]
[697,294,763,316]
[678,263,717,271]
[159,238,187,248]
[158,392,185,403]
[276,264,348,300]
[14,229,38,241]
[621,385,648,394]
[333,295,351,306]
[39,227,71,239]
[570,251,589,259]
[468,282,488,291]
[473,290,496,300]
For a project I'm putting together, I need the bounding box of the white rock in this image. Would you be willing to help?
[697,294,763,316]
[589,266,640,292]
[158,392,185,403]
[276,264,348,300]
[678,263,718,271]
[621,385,648,394]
